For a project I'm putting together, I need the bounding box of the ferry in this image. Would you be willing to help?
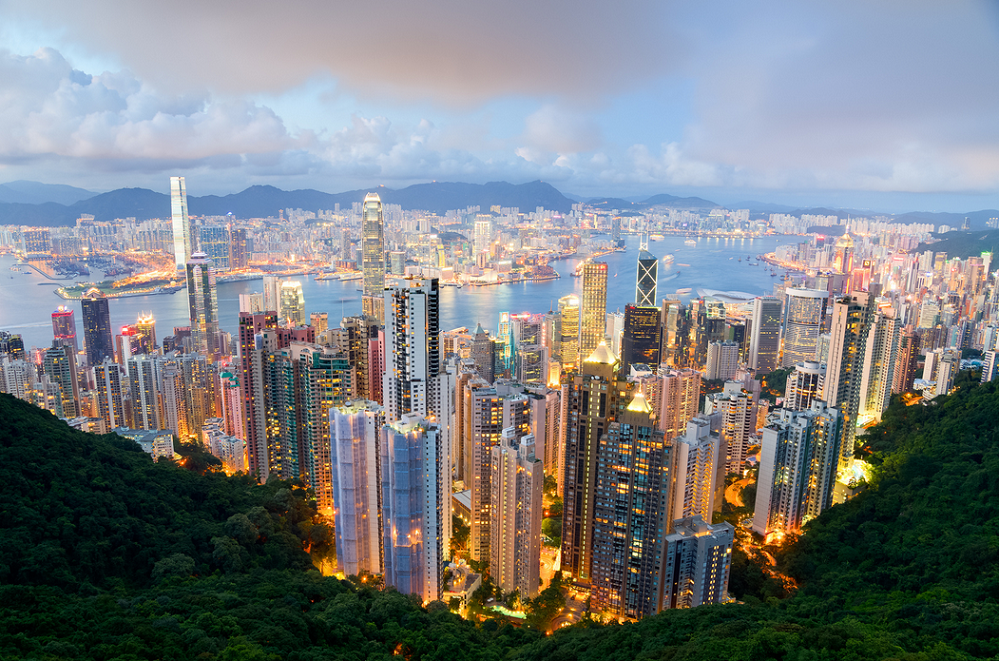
[684,239,697,246]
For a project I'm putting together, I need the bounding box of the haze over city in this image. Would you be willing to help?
[2,1,999,211]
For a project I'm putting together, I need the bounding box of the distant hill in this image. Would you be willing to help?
[916,229,999,259]
[0,180,96,205]
[0,180,576,225]
[641,193,719,209]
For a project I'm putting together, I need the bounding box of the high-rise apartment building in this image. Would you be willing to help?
[590,392,674,618]
[186,252,219,358]
[579,263,608,364]
[170,176,192,270]
[753,401,843,537]
[661,517,734,609]
[705,341,739,381]
[673,416,723,523]
[330,401,385,577]
[127,355,159,430]
[785,361,825,411]
[893,327,920,393]
[51,305,78,353]
[704,381,756,475]
[262,276,281,319]
[489,428,543,598]
[43,343,79,418]
[238,310,278,476]
[782,288,829,367]
[92,358,124,430]
[382,278,440,424]
[280,281,306,327]
[362,193,386,323]
[654,367,702,440]
[749,297,782,374]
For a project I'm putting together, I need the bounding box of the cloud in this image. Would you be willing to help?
[5,0,680,104]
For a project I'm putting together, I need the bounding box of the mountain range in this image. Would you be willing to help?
[1,179,998,229]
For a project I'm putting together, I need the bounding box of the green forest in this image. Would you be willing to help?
[1,374,999,660]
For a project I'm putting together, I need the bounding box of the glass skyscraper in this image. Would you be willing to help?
[186,252,219,357]
[199,225,231,271]
[81,289,113,366]
[171,176,192,270]
[361,192,385,323]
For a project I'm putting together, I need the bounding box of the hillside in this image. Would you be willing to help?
[917,230,999,259]
[2,375,999,659]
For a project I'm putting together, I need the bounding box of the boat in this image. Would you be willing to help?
[684,239,697,246]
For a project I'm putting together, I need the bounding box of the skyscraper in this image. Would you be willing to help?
[230,228,248,269]
[135,312,157,351]
[782,288,829,367]
[620,304,661,371]
[579,262,609,364]
[92,358,124,430]
[673,416,723,523]
[262,276,281,319]
[749,297,782,374]
[362,193,386,323]
[199,225,231,271]
[127,355,159,430]
[785,361,826,411]
[558,294,580,370]
[186,252,219,358]
[239,311,279,477]
[705,341,739,381]
[635,247,658,307]
[382,278,440,424]
[51,305,78,353]
[280,281,306,327]
[661,517,734,610]
[170,176,192,270]
[43,343,79,418]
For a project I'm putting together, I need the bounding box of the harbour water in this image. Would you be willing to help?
[0,234,789,351]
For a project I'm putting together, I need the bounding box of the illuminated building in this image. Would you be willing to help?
[202,418,248,473]
[705,341,739,381]
[43,343,79,418]
[280,281,306,327]
[654,367,701,441]
[515,344,547,384]
[199,225,231,271]
[558,294,580,370]
[170,176,192,270]
[115,428,174,462]
[331,401,385,576]
[126,355,159,430]
[230,228,248,269]
[635,245,658,307]
[51,305,78,353]
[239,310,278,477]
[382,278,440,424]
[560,342,632,582]
[590,392,674,618]
[362,193,386,322]
[380,414,446,603]
[784,361,825,410]
[0,331,26,361]
[620,305,661,371]
[749,296,782,374]
[262,276,281,319]
[489,428,543,598]
[339,316,381,403]
[92,358,124,430]
[239,292,264,314]
[579,262,608,364]
[704,381,756,475]
[310,312,328,334]
[136,312,157,351]
[218,371,243,439]
[471,324,495,384]
[661,516,734,609]
[782,288,829,367]
[495,312,515,379]
[673,416,723,523]
[753,401,843,537]
[186,252,219,357]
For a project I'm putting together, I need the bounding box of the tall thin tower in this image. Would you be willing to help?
[635,235,658,307]
[579,262,608,364]
[362,193,386,323]
[186,252,219,358]
[171,176,192,270]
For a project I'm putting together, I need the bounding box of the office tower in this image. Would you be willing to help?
[635,247,658,307]
[239,292,265,314]
[280,281,306,327]
[558,294,580,369]
[561,342,633,582]
[51,305,78,353]
[0,331,26,361]
[673,416,723,522]
[654,367,702,440]
[331,401,385,576]
[705,341,739,381]
[362,193,386,323]
[380,415,445,603]
[495,312,515,379]
[620,305,661,372]
[92,358,124,430]
[127,355,159,430]
[230,228,248,269]
[753,401,843,537]
[579,262,609,363]
[186,252,219,358]
[238,310,278,476]
[516,344,548,385]
[262,276,281,318]
[489,428,543,599]
[591,392,674,619]
[834,232,854,276]
[782,288,829,367]
[749,297,782,374]
[704,381,756,475]
[43,343,79,418]
[660,298,688,368]
[471,324,495,383]
[474,218,493,256]
[382,278,440,424]
[310,312,329,334]
[199,225,231,271]
[785,361,826,410]
[133,312,156,351]
[170,176,192,270]
[466,385,531,562]
[661,516,735,610]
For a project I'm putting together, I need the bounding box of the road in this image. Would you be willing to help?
[725,477,753,507]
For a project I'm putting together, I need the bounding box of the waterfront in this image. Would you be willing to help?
[0,234,789,350]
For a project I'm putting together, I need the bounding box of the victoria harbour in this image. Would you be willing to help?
[0,233,787,350]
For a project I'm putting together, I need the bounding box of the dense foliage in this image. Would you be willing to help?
[2,376,999,659]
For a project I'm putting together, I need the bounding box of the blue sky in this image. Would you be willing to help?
[1,0,998,213]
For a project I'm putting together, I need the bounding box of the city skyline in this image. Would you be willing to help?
[1,3,998,212]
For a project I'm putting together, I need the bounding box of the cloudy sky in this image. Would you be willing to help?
[1,0,998,211]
